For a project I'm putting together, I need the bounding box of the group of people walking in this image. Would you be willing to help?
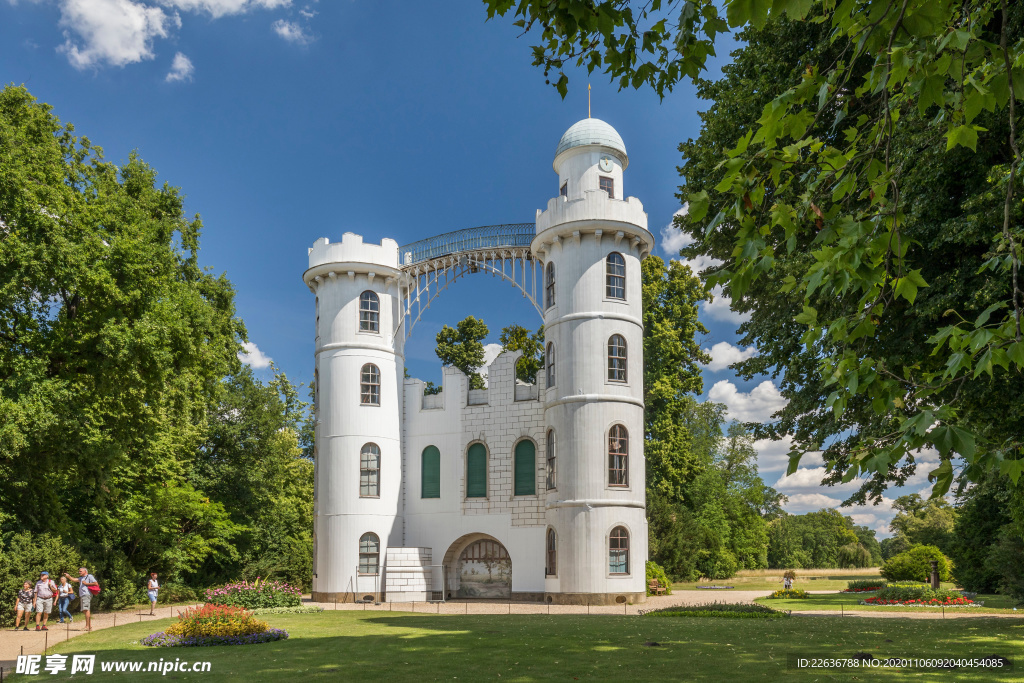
[13,568,102,632]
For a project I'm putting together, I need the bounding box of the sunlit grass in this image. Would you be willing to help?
[10,609,1024,681]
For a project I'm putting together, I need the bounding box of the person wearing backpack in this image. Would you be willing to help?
[64,568,99,631]
[33,571,58,630]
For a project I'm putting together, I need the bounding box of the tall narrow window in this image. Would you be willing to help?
[559,181,568,198]
[514,439,536,496]
[421,446,441,499]
[360,443,380,497]
[545,262,556,309]
[466,443,487,498]
[360,364,380,405]
[608,425,628,486]
[599,176,615,198]
[546,342,555,388]
[546,429,556,490]
[546,528,557,576]
[609,526,629,574]
[608,334,627,382]
[359,291,380,332]
[359,532,380,574]
[606,252,625,299]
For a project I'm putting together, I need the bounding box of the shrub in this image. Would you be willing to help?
[645,603,788,619]
[249,606,323,616]
[871,583,968,604]
[782,570,797,581]
[204,578,301,609]
[646,561,672,596]
[880,545,952,583]
[767,588,809,599]
[0,532,84,627]
[158,582,201,604]
[165,604,269,638]
[844,579,887,592]
[141,629,288,648]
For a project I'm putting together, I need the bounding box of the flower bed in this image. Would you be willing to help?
[863,596,975,606]
[767,588,809,599]
[862,583,975,606]
[205,578,302,609]
[643,603,788,619]
[141,629,288,648]
[843,587,885,593]
[142,603,288,648]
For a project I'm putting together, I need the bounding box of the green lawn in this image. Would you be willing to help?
[672,569,887,591]
[10,610,1024,681]
[757,591,1021,614]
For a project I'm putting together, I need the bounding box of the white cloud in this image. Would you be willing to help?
[784,492,843,512]
[238,341,273,369]
[159,0,291,19]
[27,0,294,69]
[708,379,786,423]
[660,205,693,256]
[165,51,193,81]
[58,0,176,69]
[702,341,757,372]
[272,18,312,44]
[702,284,750,324]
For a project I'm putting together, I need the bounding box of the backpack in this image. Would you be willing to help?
[87,576,101,595]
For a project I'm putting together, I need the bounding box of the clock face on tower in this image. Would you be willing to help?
[599,156,613,172]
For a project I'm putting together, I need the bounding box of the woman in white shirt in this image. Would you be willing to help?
[147,573,159,615]
[57,576,74,623]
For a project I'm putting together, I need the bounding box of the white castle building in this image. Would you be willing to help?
[304,118,654,604]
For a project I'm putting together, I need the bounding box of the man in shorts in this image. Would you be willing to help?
[64,568,98,631]
[33,571,57,630]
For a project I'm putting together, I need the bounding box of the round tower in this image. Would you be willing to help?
[304,233,407,602]
[534,118,654,604]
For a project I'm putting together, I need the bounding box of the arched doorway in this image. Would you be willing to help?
[443,534,512,599]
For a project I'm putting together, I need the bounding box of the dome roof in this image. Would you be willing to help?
[555,118,628,165]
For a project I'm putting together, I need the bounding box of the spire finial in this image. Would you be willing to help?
[588,83,592,118]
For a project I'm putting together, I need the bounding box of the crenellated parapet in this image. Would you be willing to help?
[533,192,652,262]
[304,233,407,292]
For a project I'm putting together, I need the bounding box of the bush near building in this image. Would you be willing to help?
[880,545,952,583]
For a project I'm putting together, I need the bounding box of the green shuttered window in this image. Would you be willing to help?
[421,446,441,499]
[466,443,487,498]
[514,440,536,496]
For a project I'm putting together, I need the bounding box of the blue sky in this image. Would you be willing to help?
[1,0,920,534]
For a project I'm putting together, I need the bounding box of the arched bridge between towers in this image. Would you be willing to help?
[397,223,543,339]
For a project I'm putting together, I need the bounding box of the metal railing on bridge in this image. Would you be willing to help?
[399,223,535,267]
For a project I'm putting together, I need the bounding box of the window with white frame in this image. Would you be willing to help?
[608,424,628,486]
[359,443,380,497]
[546,429,556,490]
[359,290,380,332]
[609,526,629,574]
[546,342,555,388]
[360,363,380,405]
[606,252,625,299]
[608,334,627,382]
[545,262,556,309]
[359,532,380,574]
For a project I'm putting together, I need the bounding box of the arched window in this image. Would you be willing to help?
[546,429,556,490]
[466,443,487,498]
[360,364,380,405]
[421,446,440,499]
[360,443,380,497]
[359,532,380,574]
[359,291,380,332]
[546,342,555,388]
[608,425,628,487]
[609,526,629,574]
[608,334,627,382]
[546,528,557,576]
[545,262,556,309]
[514,439,536,496]
[606,252,625,299]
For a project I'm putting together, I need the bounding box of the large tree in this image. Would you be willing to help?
[484,0,1024,499]
[1,85,250,604]
[435,315,489,389]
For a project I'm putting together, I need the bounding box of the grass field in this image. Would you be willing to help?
[10,610,1024,681]
[672,567,887,591]
[758,591,1022,614]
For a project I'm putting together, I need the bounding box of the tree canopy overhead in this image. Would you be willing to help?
[486,0,1024,499]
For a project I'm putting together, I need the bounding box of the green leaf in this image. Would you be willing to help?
[928,460,954,497]
[1007,341,1024,367]
[794,306,817,325]
[687,191,710,222]
[1000,459,1024,485]
[726,0,770,29]
[945,125,978,152]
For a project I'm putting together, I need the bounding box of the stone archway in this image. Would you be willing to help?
[442,534,512,599]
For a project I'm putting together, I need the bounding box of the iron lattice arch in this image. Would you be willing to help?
[397,223,542,338]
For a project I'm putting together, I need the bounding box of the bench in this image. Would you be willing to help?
[648,579,667,596]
